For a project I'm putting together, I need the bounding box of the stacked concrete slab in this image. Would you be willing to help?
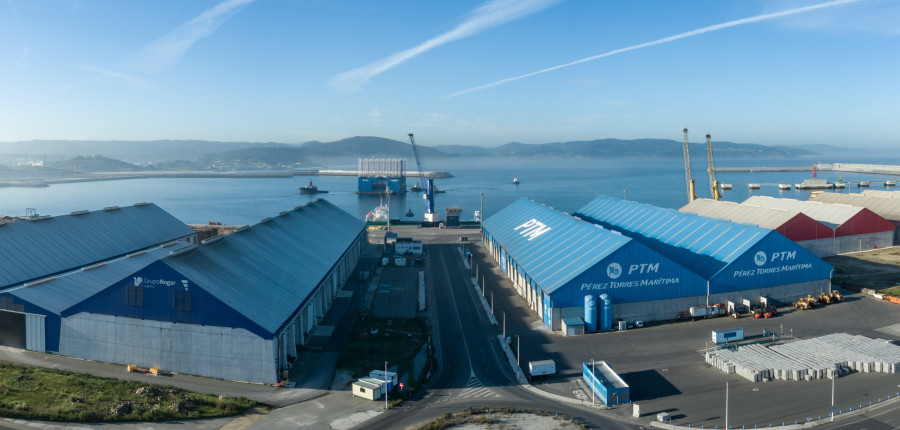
[706,333,900,382]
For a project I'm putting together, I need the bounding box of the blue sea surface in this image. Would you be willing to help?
[2,157,899,225]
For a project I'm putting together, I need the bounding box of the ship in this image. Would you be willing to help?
[513,176,520,185]
[299,180,328,194]
[794,179,834,190]
[366,204,389,222]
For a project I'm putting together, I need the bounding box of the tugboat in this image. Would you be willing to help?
[513,176,520,185]
[299,179,328,194]
[410,183,423,192]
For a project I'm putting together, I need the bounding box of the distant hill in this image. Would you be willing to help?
[50,155,149,172]
[0,140,280,164]
[0,136,822,174]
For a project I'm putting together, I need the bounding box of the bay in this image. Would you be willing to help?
[2,157,899,226]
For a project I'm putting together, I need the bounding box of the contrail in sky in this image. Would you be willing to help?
[443,0,863,99]
[125,0,255,73]
[329,0,562,93]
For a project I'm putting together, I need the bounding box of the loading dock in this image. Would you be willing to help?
[0,310,25,349]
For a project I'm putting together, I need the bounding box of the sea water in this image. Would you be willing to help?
[1,157,898,225]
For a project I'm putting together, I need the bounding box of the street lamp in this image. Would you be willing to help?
[725,380,729,430]
[831,372,835,421]
[516,335,520,366]
[591,359,596,406]
[384,361,389,410]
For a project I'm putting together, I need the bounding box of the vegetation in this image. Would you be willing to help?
[337,316,430,393]
[414,407,587,430]
[0,362,256,422]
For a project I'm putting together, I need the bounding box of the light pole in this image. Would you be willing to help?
[384,361,389,410]
[623,189,628,200]
[480,192,484,231]
[591,359,596,406]
[831,373,835,421]
[491,291,494,315]
[516,335,520,366]
[725,380,729,430]
[503,312,506,339]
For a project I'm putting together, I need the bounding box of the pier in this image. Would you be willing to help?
[817,163,900,176]
[295,169,453,178]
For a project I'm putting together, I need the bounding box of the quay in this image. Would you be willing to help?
[716,166,810,172]
[294,169,453,178]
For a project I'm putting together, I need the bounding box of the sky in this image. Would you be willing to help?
[1,0,898,148]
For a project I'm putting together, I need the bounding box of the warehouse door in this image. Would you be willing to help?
[25,313,46,352]
[0,310,26,349]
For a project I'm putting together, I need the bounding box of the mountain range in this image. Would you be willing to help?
[0,136,831,172]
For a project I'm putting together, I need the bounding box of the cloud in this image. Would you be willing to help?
[124,0,255,73]
[329,0,562,93]
[444,0,863,98]
[367,107,382,123]
[78,65,150,88]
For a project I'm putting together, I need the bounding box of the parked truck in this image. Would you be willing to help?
[688,304,726,320]
[528,360,556,378]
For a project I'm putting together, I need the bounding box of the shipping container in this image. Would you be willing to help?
[529,359,556,377]
[712,328,745,344]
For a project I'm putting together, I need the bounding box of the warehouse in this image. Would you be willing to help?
[482,198,708,329]
[59,199,366,384]
[743,196,894,253]
[0,203,196,352]
[575,196,833,311]
[810,192,900,245]
[861,190,900,198]
[680,198,834,256]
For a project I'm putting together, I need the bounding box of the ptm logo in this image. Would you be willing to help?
[514,219,551,241]
[754,251,767,267]
[607,263,622,279]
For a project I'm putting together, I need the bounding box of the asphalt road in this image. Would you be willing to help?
[363,243,640,430]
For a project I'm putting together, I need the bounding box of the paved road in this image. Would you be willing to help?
[362,243,640,430]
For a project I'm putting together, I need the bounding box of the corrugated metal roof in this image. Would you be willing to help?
[482,198,630,294]
[742,196,864,228]
[6,246,179,314]
[162,199,365,335]
[809,192,900,221]
[576,196,769,279]
[861,190,900,198]
[680,199,802,230]
[0,203,195,290]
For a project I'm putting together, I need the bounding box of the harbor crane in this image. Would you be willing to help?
[706,133,721,201]
[682,127,697,203]
[408,132,440,226]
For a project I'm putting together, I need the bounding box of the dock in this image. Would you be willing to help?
[295,169,453,178]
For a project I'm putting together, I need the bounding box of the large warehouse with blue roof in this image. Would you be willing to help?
[483,197,833,330]
[0,199,365,384]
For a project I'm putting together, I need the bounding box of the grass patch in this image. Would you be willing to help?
[337,316,429,390]
[0,362,255,422]
[414,407,586,430]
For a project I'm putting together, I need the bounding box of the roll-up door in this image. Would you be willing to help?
[25,313,46,353]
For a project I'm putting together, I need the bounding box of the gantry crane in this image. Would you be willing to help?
[683,127,697,203]
[408,132,440,226]
[706,133,721,201]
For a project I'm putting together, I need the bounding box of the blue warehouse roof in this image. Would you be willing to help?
[482,198,631,294]
[5,246,181,314]
[161,199,365,336]
[0,203,195,291]
[575,196,772,279]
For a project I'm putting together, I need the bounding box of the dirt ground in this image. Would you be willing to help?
[825,247,900,291]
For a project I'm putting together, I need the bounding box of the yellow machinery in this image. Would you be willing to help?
[807,294,819,306]
[819,292,832,304]
[794,297,811,310]
[683,128,697,203]
[830,290,843,302]
[706,133,721,201]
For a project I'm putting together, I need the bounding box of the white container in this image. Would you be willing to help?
[528,359,556,377]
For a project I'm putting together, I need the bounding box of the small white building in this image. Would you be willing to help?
[395,238,423,255]
[352,377,386,400]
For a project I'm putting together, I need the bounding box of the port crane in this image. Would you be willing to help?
[706,133,721,201]
[682,127,697,203]
[408,132,440,226]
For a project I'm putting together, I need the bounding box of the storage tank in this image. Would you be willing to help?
[584,295,597,331]
[599,293,612,331]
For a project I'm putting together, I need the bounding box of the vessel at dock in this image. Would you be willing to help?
[721,184,733,190]
[886,181,896,187]
[859,181,870,187]
[299,179,328,194]
[778,184,791,190]
[794,179,834,190]
[748,183,760,189]
[834,182,846,189]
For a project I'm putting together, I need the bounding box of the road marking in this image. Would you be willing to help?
[457,372,501,399]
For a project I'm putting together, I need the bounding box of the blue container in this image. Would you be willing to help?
[599,293,612,331]
[584,295,597,331]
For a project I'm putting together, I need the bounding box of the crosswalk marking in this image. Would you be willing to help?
[456,371,501,399]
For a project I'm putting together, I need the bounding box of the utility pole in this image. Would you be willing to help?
[725,380,729,430]
[516,335,520,366]
[480,192,484,231]
[591,359,596,406]
[831,374,835,421]
[491,291,494,314]
[503,312,506,339]
[384,361,389,410]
